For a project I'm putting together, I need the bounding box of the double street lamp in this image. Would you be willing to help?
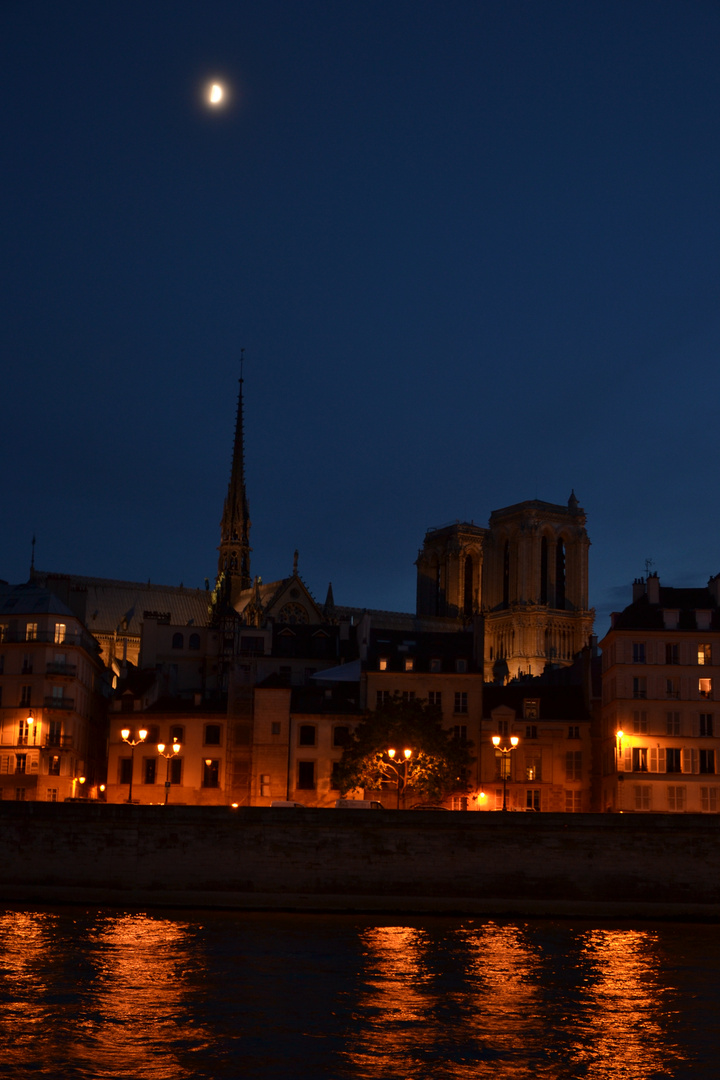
[157,741,181,805]
[386,747,412,809]
[121,727,147,803]
[492,735,519,811]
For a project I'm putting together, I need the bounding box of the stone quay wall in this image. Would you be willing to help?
[1,803,719,918]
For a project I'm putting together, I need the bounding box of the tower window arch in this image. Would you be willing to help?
[540,536,548,604]
[556,539,566,610]
[503,541,510,608]
[172,633,184,650]
[463,555,474,617]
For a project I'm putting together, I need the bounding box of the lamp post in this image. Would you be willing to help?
[492,735,519,811]
[120,727,147,803]
[156,741,181,805]
[386,747,412,809]
[26,710,38,745]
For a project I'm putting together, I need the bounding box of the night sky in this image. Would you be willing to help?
[3,1,720,637]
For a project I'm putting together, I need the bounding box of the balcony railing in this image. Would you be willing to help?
[46,662,78,677]
[0,628,100,657]
[45,735,73,749]
[44,696,75,710]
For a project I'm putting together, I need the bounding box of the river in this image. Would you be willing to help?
[0,907,718,1078]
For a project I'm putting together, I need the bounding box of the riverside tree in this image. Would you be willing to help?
[335,694,474,806]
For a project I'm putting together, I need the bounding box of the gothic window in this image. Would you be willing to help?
[503,541,510,608]
[540,536,548,604]
[555,539,566,609]
[278,603,309,625]
[189,633,200,650]
[172,633,183,650]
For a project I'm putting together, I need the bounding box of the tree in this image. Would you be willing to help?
[335,695,474,806]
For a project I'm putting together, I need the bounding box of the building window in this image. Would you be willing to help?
[297,761,315,790]
[15,788,26,801]
[189,633,201,650]
[632,748,648,773]
[666,712,681,736]
[698,643,712,665]
[26,623,37,641]
[20,686,31,707]
[452,725,467,742]
[15,754,27,775]
[378,658,388,671]
[455,659,467,674]
[48,720,62,747]
[428,691,442,709]
[523,699,539,720]
[699,678,713,699]
[496,719,509,736]
[526,725,538,739]
[333,726,350,748]
[119,758,132,785]
[568,725,580,739]
[666,748,682,773]
[298,725,316,747]
[330,762,342,791]
[666,679,680,700]
[526,789,541,811]
[170,757,183,785]
[204,724,222,746]
[49,756,60,776]
[699,749,716,774]
[564,790,581,812]
[271,721,281,736]
[665,643,679,665]
[700,713,714,737]
[632,710,647,734]
[376,690,391,707]
[202,759,219,788]
[632,643,646,664]
[54,623,66,644]
[454,692,468,714]
[565,751,582,780]
[278,666,292,686]
[404,658,414,672]
[172,633,184,650]
[170,725,184,743]
[525,753,542,782]
[46,789,58,803]
[667,785,686,811]
[429,658,441,673]
[401,691,415,702]
[634,785,651,810]
[143,759,156,784]
[700,786,719,812]
[632,678,647,699]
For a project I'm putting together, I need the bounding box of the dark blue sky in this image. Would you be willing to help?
[3,0,720,636]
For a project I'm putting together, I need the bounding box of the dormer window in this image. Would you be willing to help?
[523,699,539,720]
[429,658,441,673]
[379,657,388,671]
[404,658,414,672]
[455,659,467,673]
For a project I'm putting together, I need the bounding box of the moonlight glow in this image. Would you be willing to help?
[208,83,224,105]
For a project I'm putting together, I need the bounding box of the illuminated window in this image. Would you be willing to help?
[633,784,651,810]
[632,748,648,772]
[665,643,679,665]
[632,677,646,699]
[632,642,646,663]
[404,658,414,672]
[700,786,719,812]
[700,713,714,737]
[54,623,66,644]
[698,643,712,665]
[49,756,60,776]
[565,751,582,780]
[699,678,713,699]
[297,761,315,790]
[428,691,442,708]
[667,785,686,811]
[525,753,542,781]
[298,725,316,747]
[378,657,388,671]
[25,623,37,641]
[0,624,7,642]
[699,749,715,774]
[454,692,468,714]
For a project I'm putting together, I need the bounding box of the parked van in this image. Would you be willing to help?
[334,799,384,810]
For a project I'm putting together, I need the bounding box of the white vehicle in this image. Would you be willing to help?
[334,799,384,810]
[270,801,305,808]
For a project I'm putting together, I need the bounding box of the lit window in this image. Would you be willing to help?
[379,657,388,671]
[26,623,37,641]
[698,644,712,666]
[54,623,66,644]
[632,747,648,772]
[404,657,414,672]
[699,678,713,700]
[525,753,542,782]
[16,754,27,774]
[202,760,219,788]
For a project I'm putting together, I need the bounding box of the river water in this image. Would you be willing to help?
[0,906,718,1079]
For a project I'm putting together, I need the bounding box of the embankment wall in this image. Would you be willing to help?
[1,803,718,917]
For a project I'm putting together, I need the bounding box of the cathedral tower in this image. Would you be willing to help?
[218,365,252,605]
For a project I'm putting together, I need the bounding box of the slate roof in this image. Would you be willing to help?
[0,581,78,619]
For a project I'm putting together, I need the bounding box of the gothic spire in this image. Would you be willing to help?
[218,352,252,598]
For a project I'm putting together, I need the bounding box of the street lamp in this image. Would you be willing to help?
[121,727,147,803]
[492,734,519,811]
[156,741,181,805]
[386,747,412,809]
[26,710,38,745]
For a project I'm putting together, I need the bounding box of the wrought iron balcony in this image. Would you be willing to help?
[43,696,75,710]
[46,662,77,677]
[45,734,73,749]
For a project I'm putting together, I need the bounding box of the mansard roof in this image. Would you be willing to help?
[483,683,590,721]
[0,581,78,620]
[612,589,720,631]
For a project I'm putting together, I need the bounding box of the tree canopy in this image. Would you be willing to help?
[335,694,474,805]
